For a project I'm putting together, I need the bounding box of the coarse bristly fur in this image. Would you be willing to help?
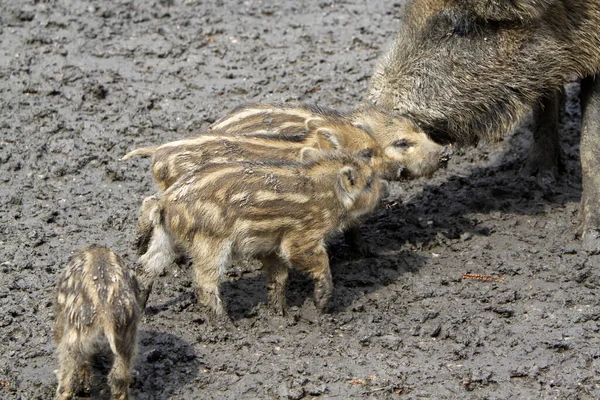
[137,152,386,320]
[123,124,379,192]
[54,245,140,400]
[368,0,600,146]
[367,0,600,248]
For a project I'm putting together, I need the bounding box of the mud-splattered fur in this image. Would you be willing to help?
[54,246,140,400]
[138,153,385,319]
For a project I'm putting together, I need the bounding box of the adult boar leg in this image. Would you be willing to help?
[578,74,600,253]
[524,89,565,180]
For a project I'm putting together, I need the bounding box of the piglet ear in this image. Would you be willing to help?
[299,146,323,162]
[351,116,376,136]
[338,166,357,194]
[305,117,326,131]
[314,128,342,150]
[352,122,367,132]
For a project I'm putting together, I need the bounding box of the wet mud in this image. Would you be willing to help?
[1,0,599,398]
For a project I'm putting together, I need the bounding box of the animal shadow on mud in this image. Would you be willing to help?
[142,247,428,321]
[132,329,200,399]
[59,330,198,399]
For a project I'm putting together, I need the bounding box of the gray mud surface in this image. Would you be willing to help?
[1,0,600,399]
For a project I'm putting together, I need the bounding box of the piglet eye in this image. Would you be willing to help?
[392,139,413,149]
[357,148,374,160]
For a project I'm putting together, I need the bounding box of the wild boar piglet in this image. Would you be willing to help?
[124,103,386,187]
[210,102,450,180]
[124,103,393,255]
[54,245,140,400]
[138,151,386,320]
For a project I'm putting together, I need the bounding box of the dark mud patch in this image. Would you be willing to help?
[1,0,600,399]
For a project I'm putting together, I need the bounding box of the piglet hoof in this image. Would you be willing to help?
[78,369,92,395]
[55,385,74,400]
[313,281,333,313]
[108,380,130,400]
[210,313,235,331]
[111,392,129,400]
[203,301,232,329]
[266,290,288,316]
[137,285,153,311]
[267,301,287,317]
[195,288,227,322]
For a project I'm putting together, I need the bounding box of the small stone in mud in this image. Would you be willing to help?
[429,323,442,337]
[277,381,305,400]
[16,10,35,22]
[485,306,514,318]
[509,366,529,378]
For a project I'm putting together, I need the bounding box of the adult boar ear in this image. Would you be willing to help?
[469,0,556,22]
[339,166,357,194]
[352,121,372,135]
[438,8,482,36]
[299,146,323,162]
[314,128,342,150]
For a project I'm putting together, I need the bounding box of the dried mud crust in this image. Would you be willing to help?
[0,1,599,399]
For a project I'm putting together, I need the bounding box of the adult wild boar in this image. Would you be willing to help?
[367,0,600,250]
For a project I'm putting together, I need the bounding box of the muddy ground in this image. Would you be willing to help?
[1,0,600,398]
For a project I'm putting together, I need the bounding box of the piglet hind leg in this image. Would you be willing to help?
[578,74,600,254]
[55,351,79,400]
[261,253,289,315]
[137,219,177,309]
[55,332,92,400]
[189,238,231,325]
[107,325,137,400]
[283,240,333,313]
